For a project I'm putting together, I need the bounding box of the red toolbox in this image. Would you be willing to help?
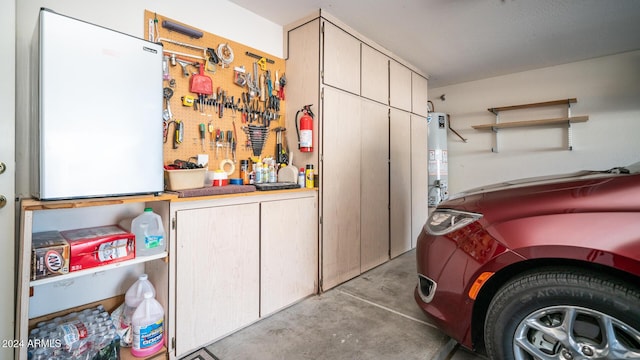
[61,225,135,272]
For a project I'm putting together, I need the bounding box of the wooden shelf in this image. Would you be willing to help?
[30,252,168,287]
[21,193,176,211]
[488,98,577,114]
[476,98,588,152]
[120,346,167,360]
[472,115,589,130]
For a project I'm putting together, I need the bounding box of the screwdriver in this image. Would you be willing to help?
[215,129,221,159]
[226,130,233,158]
[199,123,206,151]
[208,122,215,149]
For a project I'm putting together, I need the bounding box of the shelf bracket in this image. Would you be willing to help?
[491,126,499,153]
[567,102,573,151]
[491,111,500,153]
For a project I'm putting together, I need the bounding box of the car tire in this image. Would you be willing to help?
[484,267,640,360]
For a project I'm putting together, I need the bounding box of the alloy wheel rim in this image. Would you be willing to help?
[512,305,640,359]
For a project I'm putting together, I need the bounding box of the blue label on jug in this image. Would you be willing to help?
[145,235,163,249]
[133,319,163,349]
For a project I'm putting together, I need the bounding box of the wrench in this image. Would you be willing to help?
[163,87,173,121]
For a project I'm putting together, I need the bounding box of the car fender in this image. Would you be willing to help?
[485,211,640,277]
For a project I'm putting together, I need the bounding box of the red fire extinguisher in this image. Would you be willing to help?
[296,104,314,152]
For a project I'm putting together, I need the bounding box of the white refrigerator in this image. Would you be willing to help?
[31,8,164,200]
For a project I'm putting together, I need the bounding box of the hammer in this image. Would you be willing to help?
[272,127,288,164]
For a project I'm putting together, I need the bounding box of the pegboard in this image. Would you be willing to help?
[144,10,287,179]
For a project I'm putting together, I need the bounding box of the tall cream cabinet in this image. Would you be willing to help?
[411,114,429,242]
[390,108,412,258]
[360,99,390,273]
[285,10,428,291]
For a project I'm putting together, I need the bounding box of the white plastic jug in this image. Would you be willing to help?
[131,291,164,357]
[131,208,166,257]
[125,274,156,309]
[121,274,156,347]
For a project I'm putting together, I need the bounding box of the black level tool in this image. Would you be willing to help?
[245,51,275,64]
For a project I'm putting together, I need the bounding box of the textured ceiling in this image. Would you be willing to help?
[228,0,640,88]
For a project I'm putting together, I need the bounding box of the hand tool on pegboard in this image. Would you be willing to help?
[278,74,286,100]
[243,124,269,157]
[245,51,274,67]
[208,122,215,150]
[199,123,206,151]
[173,120,184,149]
[272,127,288,165]
[232,121,238,163]
[190,63,213,112]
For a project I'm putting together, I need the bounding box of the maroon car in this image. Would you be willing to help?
[415,162,640,359]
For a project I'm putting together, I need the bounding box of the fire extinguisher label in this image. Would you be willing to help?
[300,130,312,148]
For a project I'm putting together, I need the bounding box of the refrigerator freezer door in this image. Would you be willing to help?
[35,9,164,200]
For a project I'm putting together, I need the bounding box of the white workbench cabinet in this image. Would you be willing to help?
[260,196,318,316]
[169,190,318,359]
[173,202,260,356]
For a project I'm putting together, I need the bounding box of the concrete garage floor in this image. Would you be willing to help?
[204,250,486,360]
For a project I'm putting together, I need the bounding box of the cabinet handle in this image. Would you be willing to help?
[0,195,6,208]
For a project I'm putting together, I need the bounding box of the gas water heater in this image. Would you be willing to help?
[427,112,449,207]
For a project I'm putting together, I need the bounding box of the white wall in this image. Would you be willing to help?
[428,50,640,194]
[1,1,15,358]
[14,0,283,197]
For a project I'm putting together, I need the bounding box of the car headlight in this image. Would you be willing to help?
[426,209,483,235]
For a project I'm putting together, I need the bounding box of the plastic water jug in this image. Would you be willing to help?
[125,274,156,309]
[131,208,166,257]
[121,274,156,347]
[131,291,164,357]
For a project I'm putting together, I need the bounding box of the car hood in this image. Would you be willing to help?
[449,169,628,200]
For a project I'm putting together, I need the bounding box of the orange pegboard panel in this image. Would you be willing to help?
[145,10,287,179]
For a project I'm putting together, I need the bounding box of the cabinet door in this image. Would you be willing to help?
[261,196,318,315]
[411,114,429,247]
[175,203,259,356]
[321,87,361,290]
[322,21,361,94]
[285,18,321,168]
[411,73,429,116]
[389,60,412,111]
[390,109,412,257]
[361,44,389,104]
[360,100,389,272]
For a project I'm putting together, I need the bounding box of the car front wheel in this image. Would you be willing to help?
[484,267,640,360]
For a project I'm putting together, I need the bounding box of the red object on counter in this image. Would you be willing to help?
[212,179,229,187]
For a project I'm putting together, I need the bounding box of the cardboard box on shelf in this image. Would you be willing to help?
[31,231,70,280]
[61,225,135,272]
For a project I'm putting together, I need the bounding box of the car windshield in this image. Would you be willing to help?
[604,160,640,174]
[624,161,640,174]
